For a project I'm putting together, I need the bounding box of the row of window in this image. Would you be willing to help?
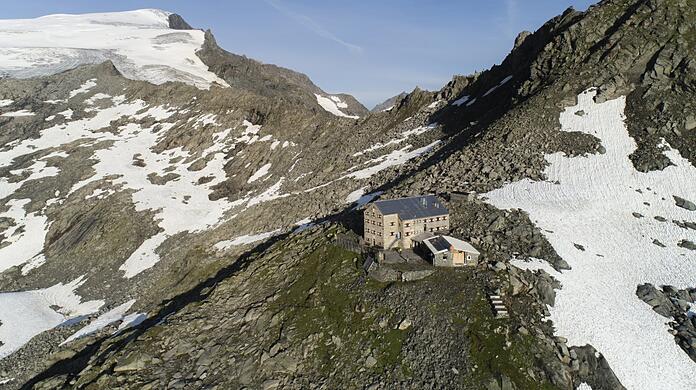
[405,216,448,225]
[366,229,383,237]
[401,226,445,237]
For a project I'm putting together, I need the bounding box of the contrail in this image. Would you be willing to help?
[264,0,363,54]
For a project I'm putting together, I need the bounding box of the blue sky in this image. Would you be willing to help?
[4,0,597,108]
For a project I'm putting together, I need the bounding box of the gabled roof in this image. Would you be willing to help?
[422,235,480,255]
[372,195,448,220]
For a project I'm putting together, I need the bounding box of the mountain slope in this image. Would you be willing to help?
[372,92,408,112]
[0,10,446,387]
[1,1,696,389]
[196,30,368,118]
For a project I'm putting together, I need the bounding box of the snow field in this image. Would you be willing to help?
[0,276,104,358]
[486,89,696,389]
[0,10,227,89]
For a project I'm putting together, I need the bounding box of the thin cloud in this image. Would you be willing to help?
[264,0,363,54]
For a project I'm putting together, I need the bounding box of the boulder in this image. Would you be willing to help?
[674,195,696,211]
[398,318,412,330]
[678,240,696,250]
[401,269,434,282]
[636,283,673,317]
[114,352,151,372]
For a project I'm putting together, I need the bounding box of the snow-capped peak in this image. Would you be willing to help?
[33,9,172,27]
[0,9,228,89]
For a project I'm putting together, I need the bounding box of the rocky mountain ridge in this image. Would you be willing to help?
[371,92,408,112]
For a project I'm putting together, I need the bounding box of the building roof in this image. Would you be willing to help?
[441,236,480,254]
[372,195,448,220]
[422,235,480,255]
[429,236,451,252]
[411,231,435,243]
[423,236,448,254]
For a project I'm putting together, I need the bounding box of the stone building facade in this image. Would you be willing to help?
[363,195,449,249]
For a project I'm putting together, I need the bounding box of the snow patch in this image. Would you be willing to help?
[352,123,437,157]
[451,95,470,106]
[1,109,35,117]
[0,276,104,358]
[483,75,513,97]
[345,140,440,180]
[345,188,367,204]
[346,187,383,209]
[61,299,136,345]
[20,254,46,275]
[58,108,74,120]
[315,94,359,119]
[247,178,289,207]
[1,159,60,200]
[293,217,315,233]
[214,229,281,250]
[427,100,443,109]
[118,312,147,331]
[247,163,272,183]
[69,79,97,98]
[0,199,49,272]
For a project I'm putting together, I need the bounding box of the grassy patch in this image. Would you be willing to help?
[273,241,408,374]
[463,293,558,390]
[374,328,407,368]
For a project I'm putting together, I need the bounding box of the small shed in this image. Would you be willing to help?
[416,235,480,267]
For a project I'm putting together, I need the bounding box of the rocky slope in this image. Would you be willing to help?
[1,1,695,389]
[371,92,408,112]
[0,10,440,387]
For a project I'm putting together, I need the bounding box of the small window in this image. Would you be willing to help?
[442,216,447,220]
[406,232,411,236]
[405,223,410,227]
[390,222,395,226]
[390,232,394,236]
